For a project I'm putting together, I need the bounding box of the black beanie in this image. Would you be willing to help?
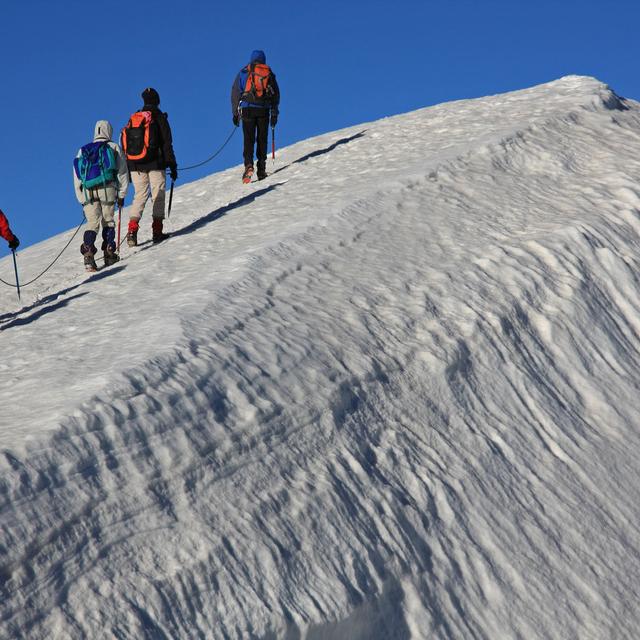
[141,87,160,106]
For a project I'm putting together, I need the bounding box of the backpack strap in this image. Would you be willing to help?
[246,63,256,95]
[98,142,108,201]
[79,152,90,204]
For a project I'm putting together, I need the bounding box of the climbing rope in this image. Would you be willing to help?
[0,218,85,289]
[1,128,239,291]
[179,127,237,171]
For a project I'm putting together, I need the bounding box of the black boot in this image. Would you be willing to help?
[104,247,120,266]
[83,252,98,272]
[101,227,119,266]
[152,219,169,244]
[81,233,98,272]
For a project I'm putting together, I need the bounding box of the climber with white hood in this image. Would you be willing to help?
[73,120,129,271]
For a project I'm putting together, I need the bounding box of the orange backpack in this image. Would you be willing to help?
[121,111,157,161]
[242,63,273,104]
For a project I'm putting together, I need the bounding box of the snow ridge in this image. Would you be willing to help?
[2,76,640,639]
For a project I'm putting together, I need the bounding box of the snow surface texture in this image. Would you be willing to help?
[1,76,640,639]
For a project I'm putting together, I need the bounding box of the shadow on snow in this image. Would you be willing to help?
[165,182,286,241]
[272,130,367,175]
[1,132,366,327]
[0,265,126,330]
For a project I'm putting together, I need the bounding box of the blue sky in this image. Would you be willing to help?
[1,0,638,251]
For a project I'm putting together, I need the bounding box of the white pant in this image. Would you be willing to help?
[129,170,166,221]
[83,185,116,233]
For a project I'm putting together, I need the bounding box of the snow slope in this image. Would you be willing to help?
[1,75,640,639]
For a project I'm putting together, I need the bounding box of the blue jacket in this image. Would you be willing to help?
[231,50,280,115]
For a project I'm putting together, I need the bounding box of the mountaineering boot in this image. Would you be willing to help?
[103,247,120,267]
[242,165,254,184]
[83,253,98,272]
[101,228,119,266]
[80,234,98,272]
[257,163,267,181]
[152,218,170,244]
[80,232,97,257]
[126,230,137,247]
[126,219,139,247]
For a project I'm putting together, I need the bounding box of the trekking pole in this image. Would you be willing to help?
[271,126,276,163]
[11,249,20,301]
[117,202,122,251]
[167,179,175,218]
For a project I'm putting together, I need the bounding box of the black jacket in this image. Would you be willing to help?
[126,105,177,172]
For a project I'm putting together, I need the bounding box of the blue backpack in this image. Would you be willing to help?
[73,141,118,190]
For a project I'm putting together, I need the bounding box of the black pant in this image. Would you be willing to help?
[242,108,269,169]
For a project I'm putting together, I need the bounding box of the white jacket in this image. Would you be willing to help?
[73,120,129,204]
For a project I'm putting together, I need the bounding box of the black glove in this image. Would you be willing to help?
[117,197,125,208]
[170,165,178,182]
[270,113,278,128]
[8,236,19,250]
[233,114,239,127]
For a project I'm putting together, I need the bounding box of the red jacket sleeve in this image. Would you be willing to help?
[0,210,14,242]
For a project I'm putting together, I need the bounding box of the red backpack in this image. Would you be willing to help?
[241,63,274,105]
[121,111,159,161]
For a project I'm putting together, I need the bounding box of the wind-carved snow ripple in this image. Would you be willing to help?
[2,81,640,638]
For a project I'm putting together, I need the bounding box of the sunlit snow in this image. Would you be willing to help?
[1,76,640,639]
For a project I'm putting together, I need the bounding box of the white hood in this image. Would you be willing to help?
[93,120,113,142]
[74,119,129,202]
